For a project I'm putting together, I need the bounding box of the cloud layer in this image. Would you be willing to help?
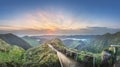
[0,26,120,35]
[0,9,120,35]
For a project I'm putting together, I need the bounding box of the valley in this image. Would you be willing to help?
[0,32,120,67]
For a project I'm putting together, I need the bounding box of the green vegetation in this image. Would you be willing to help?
[23,44,61,67]
[0,32,120,67]
[46,38,66,50]
[77,51,102,67]
[0,39,11,52]
[0,39,25,67]
[0,46,25,62]
[0,38,61,67]
[87,32,120,53]
[46,38,106,67]
[50,38,115,67]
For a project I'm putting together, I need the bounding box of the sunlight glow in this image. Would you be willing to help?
[0,10,86,32]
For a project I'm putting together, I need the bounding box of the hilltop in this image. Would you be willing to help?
[23,38,62,67]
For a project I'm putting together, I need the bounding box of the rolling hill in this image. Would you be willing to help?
[0,33,31,50]
[0,39,25,67]
[86,32,120,53]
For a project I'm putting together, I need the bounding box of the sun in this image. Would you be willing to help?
[46,26,57,35]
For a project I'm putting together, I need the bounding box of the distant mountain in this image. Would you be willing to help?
[0,33,31,50]
[28,35,95,48]
[22,36,40,46]
[31,35,96,40]
[62,38,90,51]
[84,32,120,53]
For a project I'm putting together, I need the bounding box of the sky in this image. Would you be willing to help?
[0,0,120,36]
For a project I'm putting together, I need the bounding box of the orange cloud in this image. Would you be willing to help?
[0,10,91,35]
[24,11,85,30]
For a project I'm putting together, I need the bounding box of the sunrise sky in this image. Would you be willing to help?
[0,0,120,35]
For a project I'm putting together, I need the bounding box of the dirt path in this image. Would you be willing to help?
[48,44,84,67]
[57,51,84,67]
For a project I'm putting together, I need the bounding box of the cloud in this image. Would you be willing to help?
[77,27,120,35]
[0,26,120,35]
[0,9,120,35]
[24,10,87,30]
[0,9,92,31]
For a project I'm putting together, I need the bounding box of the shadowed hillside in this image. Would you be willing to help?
[0,33,31,50]
[22,36,40,46]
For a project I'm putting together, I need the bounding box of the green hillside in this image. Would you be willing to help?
[0,38,61,67]
[0,39,11,52]
[0,39,25,67]
[85,32,120,53]
[0,33,120,67]
[23,39,61,67]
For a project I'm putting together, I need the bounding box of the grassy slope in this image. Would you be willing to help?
[23,43,61,67]
[0,39,25,67]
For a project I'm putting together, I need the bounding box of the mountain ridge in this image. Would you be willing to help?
[0,33,31,50]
